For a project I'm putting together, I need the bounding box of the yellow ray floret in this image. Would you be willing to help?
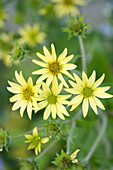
[33,77,71,120]
[32,43,77,87]
[52,0,86,17]
[7,70,39,119]
[65,70,113,117]
[25,127,49,155]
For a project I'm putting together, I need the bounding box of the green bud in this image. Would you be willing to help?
[43,119,62,140]
[63,15,90,39]
[9,42,29,62]
[0,128,10,152]
[52,150,73,170]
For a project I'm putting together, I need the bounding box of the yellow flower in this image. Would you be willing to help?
[70,149,80,163]
[18,23,46,46]
[65,70,113,117]
[25,127,49,155]
[52,0,86,17]
[32,43,77,88]
[7,71,39,119]
[34,78,71,120]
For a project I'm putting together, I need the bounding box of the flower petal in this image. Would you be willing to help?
[58,73,68,88]
[92,73,105,89]
[82,71,89,84]
[12,100,22,111]
[20,100,27,117]
[94,92,113,98]
[58,48,67,61]
[41,137,49,143]
[33,127,38,136]
[51,43,56,61]
[93,96,105,110]
[57,103,69,116]
[73,73,83,85]
[89,70,96,86]
[32,60,47,67]
[61,70,75,80]
[60,54,74,64]
[36,52,48,62]
[15,71,26,86]
[36,73,50,84]
[9,94,22,102]
[62,63,77,70]
[32,68,48,75]
[43,105,51,120]
[89,97,98,115]
[43,45,52,61]
[69,94,83,105]
[27,102,32,120]
[82,98,89,117]
[51,104,57,119]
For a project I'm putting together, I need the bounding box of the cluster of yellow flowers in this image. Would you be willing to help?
[7,43,113,120]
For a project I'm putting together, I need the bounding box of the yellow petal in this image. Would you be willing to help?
[57,103,69,116]
[8,81,22,89]
[58,48,67,61]
[60,54,74,64]
[27,102,32,120]
[37,100,48,110]
[12,100,22,111]
[62,63,77,70]
[51,43,56,61]
[7,87,21,94]
[82,71,89,84]
[94,92,113,98]
[58,73,68,88]
[36,73,50,84]
[51,104,57,119]
[36,52,48,62]
[43,45,52,61]
[28,77,33,87]
[25,134,32,139]
[32,60,47,67]
[89,70,96,86]
[10,94,22,102]
[61,70,75,80]
[89,97,98,115]
[94,86,110,93]
[15,71,26,86]
[20,100,27,117]
[93,96,105,110]
[33,127,38,136]
[43,105,51,120]
[82,98,89,117]
[41,137,49,143]
[46,75,53,86]
[73,73,83,85]
[32,68,48,75]
[53,83,63,95]
[92,73,105,89]
[69,94,83,105]
[70,149,80,160]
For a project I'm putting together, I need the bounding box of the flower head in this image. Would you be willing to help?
[32,43,77,87]
[25,127,49,155]
[52,0,86,18]
[34,78,71,120]
[52,149,80,169]
[7,71,39,119]
[65,70,113,117]
[18,24,46,46]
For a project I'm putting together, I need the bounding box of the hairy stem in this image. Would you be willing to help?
[35,140,57,161]
[83,113,107,162]
[78,36,87,73]
[66,110,82,153]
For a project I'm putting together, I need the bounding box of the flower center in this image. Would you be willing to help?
[47,94,57,104]
[28,31,37,42]
[32,136,40,147]
[64,0,73,6]
[83,86,93,98]
[22,86,34,101]
[48,61,61,75]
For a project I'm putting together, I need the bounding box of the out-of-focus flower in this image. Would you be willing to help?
[18,24,46,46]
[65,70,113,117]
[25,127,49,155]
[32,43,77,88]
[63,15,89,39]
[0,10,8,28]
[38,3,55,16]
[52,0,86,18]
[7,71,39,119]
[52,149,80,169]
[33,78,71,120]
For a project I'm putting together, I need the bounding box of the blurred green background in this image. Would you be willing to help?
[0,0,113,169]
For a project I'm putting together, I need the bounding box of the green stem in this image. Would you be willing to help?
[66,110,82,153]
[35,140,57,161]
[83,113,107,163]
[78,36,87,73]
[25,55,33,60]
